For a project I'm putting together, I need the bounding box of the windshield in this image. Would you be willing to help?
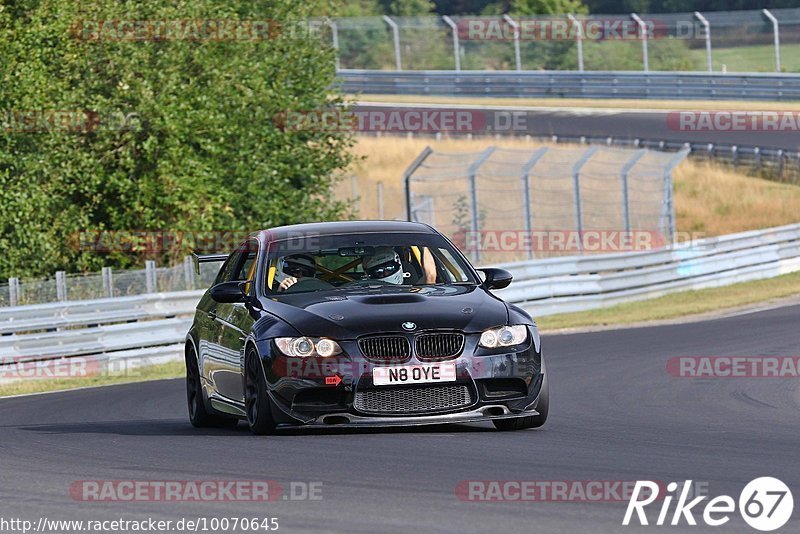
[264,232,476,294]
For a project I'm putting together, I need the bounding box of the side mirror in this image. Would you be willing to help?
[479,268,513,290]
[210,281,248,303]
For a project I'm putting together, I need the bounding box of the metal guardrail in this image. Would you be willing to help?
[1,223,799,383]
[495,222,800,316]
[338,70,800,101]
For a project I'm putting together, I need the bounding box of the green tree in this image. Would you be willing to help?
[0,0,354,278]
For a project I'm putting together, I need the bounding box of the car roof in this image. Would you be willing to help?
[254,221,437,242]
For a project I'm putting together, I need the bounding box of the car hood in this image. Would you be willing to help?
[258,285,509,339]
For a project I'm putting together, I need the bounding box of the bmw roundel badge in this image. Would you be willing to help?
[402,321,417,331]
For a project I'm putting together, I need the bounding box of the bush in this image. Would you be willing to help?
[0,0,354,278]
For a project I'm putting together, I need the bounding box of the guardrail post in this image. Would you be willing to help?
[382,16,402,71]
[8,277,19,307]
[520,147,549,259]
[503,15,522,71]
[693,12,712,72]
[778,149,785,181]
[567,14,584,72]
[631,13,649,72]
[403,146,433,221]
[572,146,599,251]
[467,147,497,263]
[754,147,761,172]
[55,271,67,301]
[102,267,113,298]
[442,16,461,71]
[620,149,647,234]
[145,260,157,293]
[762,9,781,72]
[731,145,738,169]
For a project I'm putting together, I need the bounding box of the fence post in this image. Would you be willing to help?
[145,260,157,293]
[383,16,402,71]
[620,149,647,234]
[693,12,712,73]
[762,9,781,72]
[662,146,691,244]
[503,15,522,71]
[55,271,67,301]
[467,147,497,264]
[567,14,584,72]
[631,13,649,72]
[403,146,434,221]
[520,147,549,259]
[9,277,19,307]
[377,181,385,219]
[572,146,599,252]
[442,16,460,71]
[331,20,340,72]
[102,267,113,298]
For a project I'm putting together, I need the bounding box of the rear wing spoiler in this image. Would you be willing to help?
[192,252,229,275]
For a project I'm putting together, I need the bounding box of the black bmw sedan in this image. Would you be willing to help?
[185,221,548,434]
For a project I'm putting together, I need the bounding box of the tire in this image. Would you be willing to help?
[244,347,277,435]
[493,372,549,431]
[186,345,239,428]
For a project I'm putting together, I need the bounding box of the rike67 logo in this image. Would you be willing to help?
[623,477,793,531]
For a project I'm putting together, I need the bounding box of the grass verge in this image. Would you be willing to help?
[0,360,184,398]
[537,270,800,332]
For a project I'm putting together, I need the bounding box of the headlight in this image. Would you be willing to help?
[275,337,342,357]
[479,325,528,348]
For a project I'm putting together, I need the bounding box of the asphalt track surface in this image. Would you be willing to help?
[356,102,800,151]
[1,304,798,534]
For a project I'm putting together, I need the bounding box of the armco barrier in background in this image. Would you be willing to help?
[338,70,800,102]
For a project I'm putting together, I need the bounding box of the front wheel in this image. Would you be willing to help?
[244,347,278,435]
[493,372,549,431]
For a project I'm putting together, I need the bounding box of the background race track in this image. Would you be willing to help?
[1,304,798,533]
[356,103,800,151]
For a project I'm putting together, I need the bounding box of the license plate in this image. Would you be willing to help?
[373,363,456,386]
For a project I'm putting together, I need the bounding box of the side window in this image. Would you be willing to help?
[215,241,255,284]
[214,253,240,285]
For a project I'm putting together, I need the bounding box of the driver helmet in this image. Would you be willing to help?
[363,247,404,285]
[276,254,316,284]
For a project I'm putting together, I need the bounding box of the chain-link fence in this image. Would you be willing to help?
[0,257,221,307]
[404,145,688,264]
[320,7,800,73]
